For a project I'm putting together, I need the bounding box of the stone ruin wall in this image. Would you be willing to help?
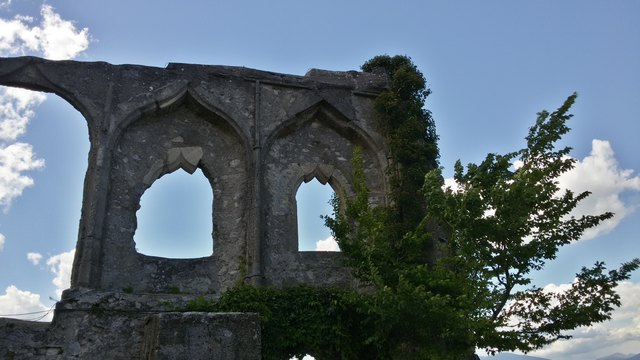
[0,56,390,358]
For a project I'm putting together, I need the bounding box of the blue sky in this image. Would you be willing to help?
[0,1,638,358]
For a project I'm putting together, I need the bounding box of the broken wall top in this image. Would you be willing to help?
[0,56,388,133]
[0,56,391,295]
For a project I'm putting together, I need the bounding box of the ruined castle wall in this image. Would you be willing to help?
[102,103,249,294]
[0,290,261,359]
[0,57,389,294]
[0,56,390,358]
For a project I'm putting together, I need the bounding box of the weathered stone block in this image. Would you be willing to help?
[142,312,261,360]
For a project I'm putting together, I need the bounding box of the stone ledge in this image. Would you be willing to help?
[0,296,260,360]
[57,288,217,314]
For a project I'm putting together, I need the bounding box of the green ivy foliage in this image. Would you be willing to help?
[361,55,439,233]
[186,285,380,360]
[184,54,448,360]
[329,90,639,357]
[185,57,639,359]
[325,150,475,359]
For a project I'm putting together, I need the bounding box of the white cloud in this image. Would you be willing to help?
[46,248,75,299]
[443,177,461,192]
[0,285,51,321]
[558,140,640,240]
[0,142,45,211]
[26,251,42,265]
[315,236,340,252]
[530,281,640,360]
[0,249,74,322]
[444,140,640,241]
[0,14,34,55]
[0,5,90,213]
[0,4,88,141]
[0,87,47,141]
[0,4,86,326]
[37,5,90,60]
[0,4,89,60]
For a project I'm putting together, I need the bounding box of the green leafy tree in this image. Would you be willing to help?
[329,58,639,358]
[192,55,638,360]
[328,55,479,359]
[422,93,639,354]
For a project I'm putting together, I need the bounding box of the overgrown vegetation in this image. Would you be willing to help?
[186,286,379,359]
[326,55,481,359]
[361,55,439,232]
[331,84,640,357]
[185,55,639,359]
[419,93,639,353]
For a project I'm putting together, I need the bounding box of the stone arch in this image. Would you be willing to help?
[292,163,347,252]
[296,163,349,197]
[264,100,388,203]
[142,146,205,188]
[0,57,398,356]
[261,100,387,286]
[110,87,251,156]
[266,100,385,167]
[98,90,250,294]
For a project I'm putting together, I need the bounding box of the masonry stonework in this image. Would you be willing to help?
[0,56,389,358]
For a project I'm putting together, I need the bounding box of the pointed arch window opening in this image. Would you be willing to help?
[295,176,340,252]
[134,167,214,259]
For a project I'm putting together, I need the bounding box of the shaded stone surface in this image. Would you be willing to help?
[0,57,390,358]
[0,289,260,359]
[142,313,260,360]
[0,56,389,294]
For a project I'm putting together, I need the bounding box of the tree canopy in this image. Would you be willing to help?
[420,92,639,354]
[189,55,639,359]
[329,57,639,357]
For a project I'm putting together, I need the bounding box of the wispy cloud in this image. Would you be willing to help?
[0,142,44,211]
[558,139,640,240]
[315,236,340,252]
[0,143,44,212]
[0,87,46,142]
[0,248,76,322]
[0,3,88,326]
[26,251,42,265]
[46,248,74,299]
[530,281,640,360]
[0,4,89,60]
[0,4,89,213]
[0,4,89,144]
[37,5,90,60]
[0,285,50,321]
[445,139,640,242]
